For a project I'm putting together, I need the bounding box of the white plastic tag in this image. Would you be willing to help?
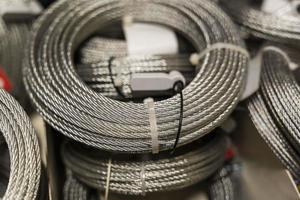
[0,0,42,20]
[123,21,178,56]
[262,0,300,16]
[240,53,262,100]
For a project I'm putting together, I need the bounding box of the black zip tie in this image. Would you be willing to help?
[107,56,126,99]
[171,82,184,154]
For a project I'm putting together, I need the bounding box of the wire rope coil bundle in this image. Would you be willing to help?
[24,0,248,153]
[209,161,241,200]
[62,135,227,196]
[0,89,41,200]
[0,0,33,106]
[248,47,300,180]
[219,0,300,46]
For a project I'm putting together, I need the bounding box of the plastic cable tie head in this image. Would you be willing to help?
[189,53,201,65]
[104,158,112,200]
[123,15,133,27]
[144,97,159,154]
[263,46,299,71]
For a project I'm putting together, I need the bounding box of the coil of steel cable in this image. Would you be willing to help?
[209,161,241,200]
[63,172,91,200]
[0,0,32,106]
[248,47,300,180]
[220,0,300,46]
[0,89,41,200]
[62,135,227,196]
[24,0,248,153]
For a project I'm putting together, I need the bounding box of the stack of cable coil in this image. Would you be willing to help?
[62,134,227,196]
[0,89,41,200]
[0,0,33,106]
[219,0,300,46]
[24,0,249,153]
[247,47,300,180]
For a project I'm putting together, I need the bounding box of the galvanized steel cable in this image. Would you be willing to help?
[63,172,90,200]
[0,0,32,106]
[220,0,300,46]
[209,161,241,200]
[24,0,248,153]
[62,135,227,196]
[0,89,41,200]
[248,48,300,180]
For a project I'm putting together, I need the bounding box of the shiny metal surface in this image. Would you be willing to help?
[248,48,300,180]
[210,161,241,200]
[62,135,227,196]
[0,89,41,200]
[220,0,300,46]
[0,0,32,106]
[24,0,248,153]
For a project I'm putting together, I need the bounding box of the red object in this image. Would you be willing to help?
[0,67,12,92]
[225,148,235,160]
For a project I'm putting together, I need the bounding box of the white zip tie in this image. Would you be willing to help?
[144,98,159,154]
[263,46,298,70]
[104,158,112,200]
[189,42,250,65]
[140,163,146,196]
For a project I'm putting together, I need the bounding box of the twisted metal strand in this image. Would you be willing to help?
[0,0,32,106]
[209,161,241,200]
[63,172,90,200]
[62,135,227,196]
[220,0,300,46]
[248,48,300,180]
[24,0,248,153]
[0,89,41,200]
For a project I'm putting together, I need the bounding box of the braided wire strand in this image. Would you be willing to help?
[62,135,227,196]
[24,0,248,153]
[0,89,41,200]
[209,162,241,200]
[0,0,33,106]
[248,48,300,180]
[220,0,300,46]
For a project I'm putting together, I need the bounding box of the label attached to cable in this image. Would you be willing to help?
[123,22,178,56]
[0,67,12,92]
[262,0,300,16]
[0,0,42,22]
[240,53,262,100]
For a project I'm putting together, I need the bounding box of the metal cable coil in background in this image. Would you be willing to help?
[0,89,41,200]
[248,48,300,180]
[24,0,248,153]
[0,0,32,106]
[63,172,91,200]
[219,0,300,46]
[62,135,227,196]
[210,161,241,200]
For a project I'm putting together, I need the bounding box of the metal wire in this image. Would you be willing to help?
[0,0,32,106]
[220,0,300,46]
[248,48,300,180]
[209,161,241,200]
[63,171,90,200]
[62,135,227,196]
[24,0,248,153]
[0,89,41,200]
